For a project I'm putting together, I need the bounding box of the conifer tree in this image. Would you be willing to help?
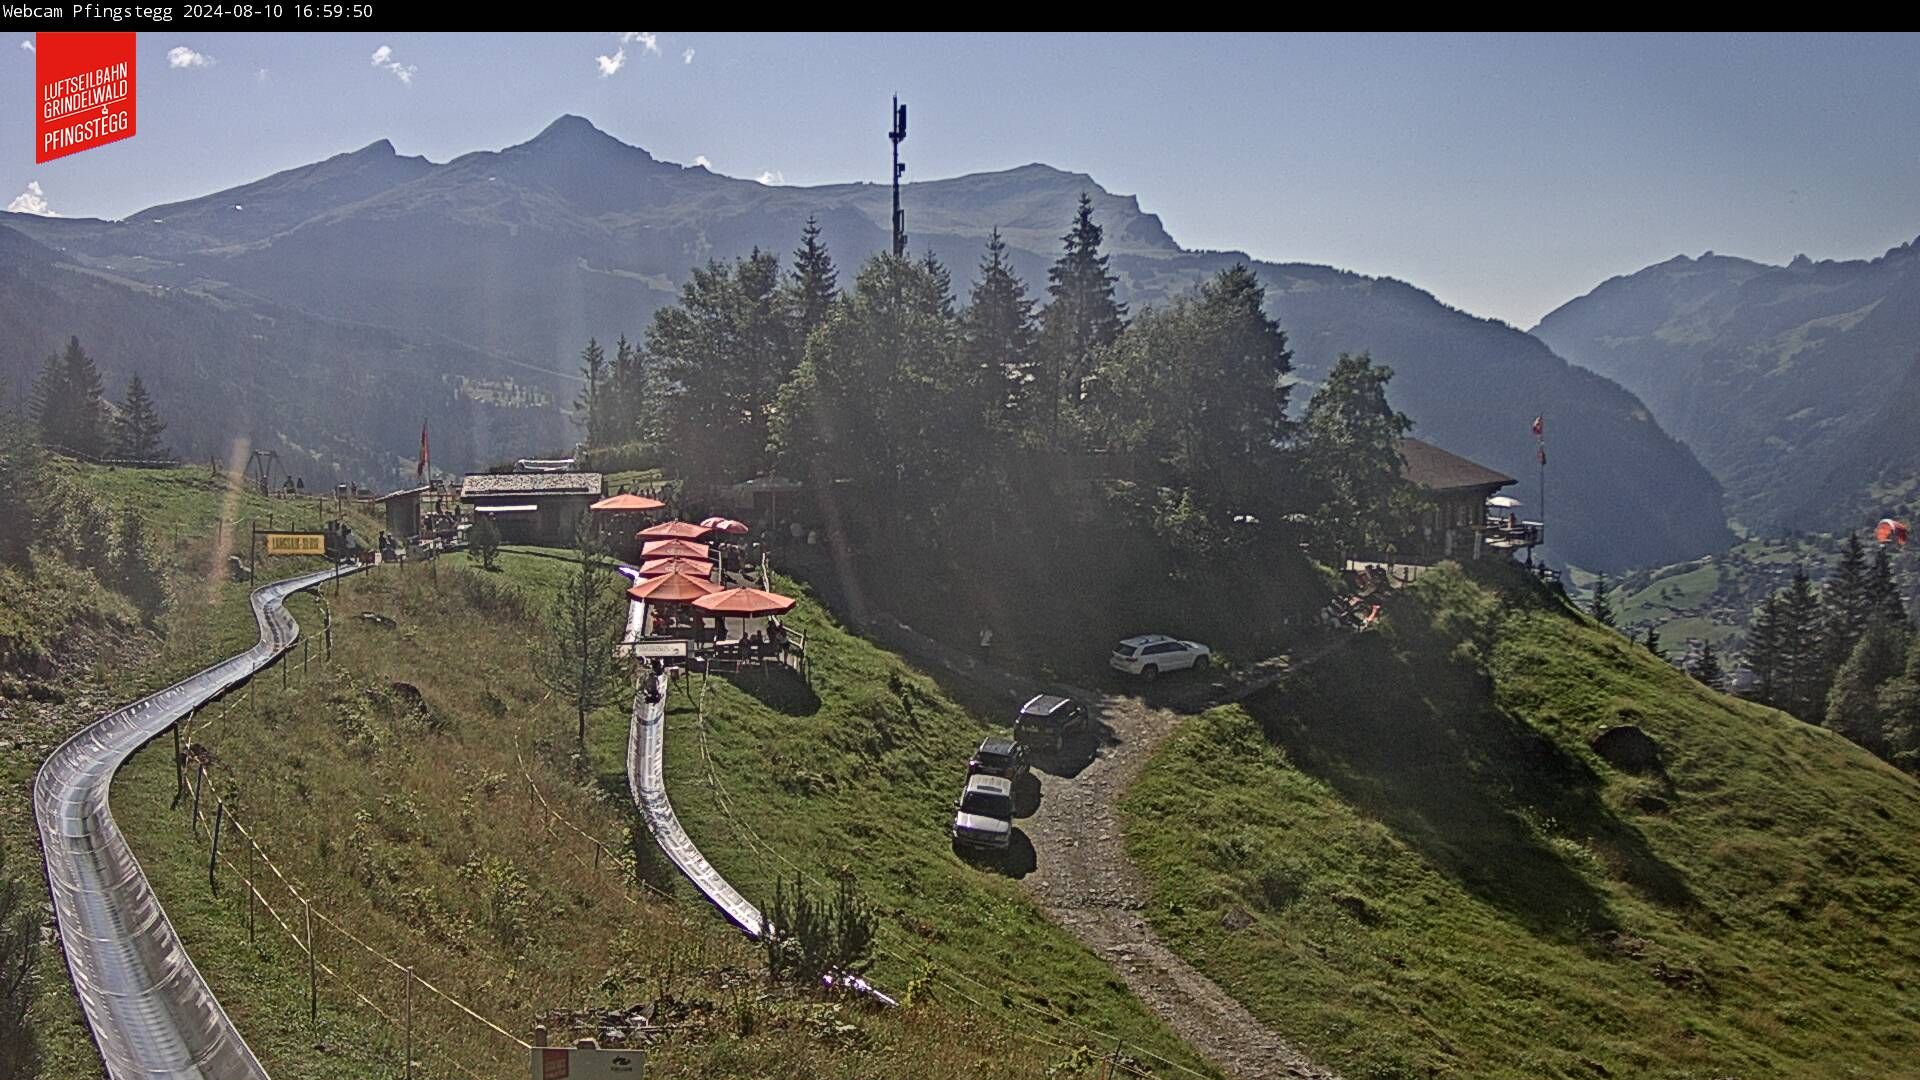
[30,336,107,456]
[1645,626,1663,659]
[963,230,1039,436]
[1745,593,1783,704]
[575,338,609,446]
[1690,639,1726,691]
[1868,542,1906,626]
[1823,531,1871,674]
[535,533,628,749]
[1037,194,1126,443]
[1776,566,1827,721]
[1589,575,1615,627]
[111,373,167,459]
[788,214,839,346]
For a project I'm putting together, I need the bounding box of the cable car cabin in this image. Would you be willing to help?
[458,471,603,546]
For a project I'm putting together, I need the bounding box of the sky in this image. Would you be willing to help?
[6,31,1920,328]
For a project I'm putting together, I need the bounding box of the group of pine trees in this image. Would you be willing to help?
[1,404,170,626]
[1741,533,1918,771]
[570,201,1414,568]
[26,336,169,461]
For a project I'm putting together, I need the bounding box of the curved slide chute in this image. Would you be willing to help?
[34,564,360,1080]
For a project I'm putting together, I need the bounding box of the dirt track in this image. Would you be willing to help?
[1021,692,1338,1080]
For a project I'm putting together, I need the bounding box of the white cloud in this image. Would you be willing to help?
[693,155,711,168]
[167,46,214,69]
[595,47,626,77]
[20,39,34,53]
[370,44,415,85]
[756,170,785,186]
[7,181,58,217]
[255,67,269,82]
[620,32,659,54]
[683,48,695,65]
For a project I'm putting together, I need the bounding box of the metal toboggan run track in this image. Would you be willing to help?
[34,564,361,1080]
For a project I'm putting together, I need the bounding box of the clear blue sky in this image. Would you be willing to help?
[7,31,1920,327]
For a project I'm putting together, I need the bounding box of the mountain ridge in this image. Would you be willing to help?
[0,115,1730,569]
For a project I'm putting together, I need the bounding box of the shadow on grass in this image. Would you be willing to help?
[1245,626,1695,940]
[954,830,1038,879]
[723,666,821,716]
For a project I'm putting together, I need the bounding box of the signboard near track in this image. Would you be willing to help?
[530,1047,644,1079]
[262,532,326,557]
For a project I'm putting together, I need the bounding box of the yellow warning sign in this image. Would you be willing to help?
[263,532,326,557]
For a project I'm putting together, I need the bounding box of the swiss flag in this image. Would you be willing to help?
[1530,416,1544,438]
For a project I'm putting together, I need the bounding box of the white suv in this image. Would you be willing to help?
[1110,635,1212,680]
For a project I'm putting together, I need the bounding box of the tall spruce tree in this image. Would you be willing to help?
[1037,194,1126,444]
[30,336,107,457]
[1645,626,1663,659]
[1690,639,1726,691]
[111,373,167,459]
[962,230,1039,436]
[1776,566,1827,721]
[1589,575,1615,627]
[575,339,609,446]
[1745,593,1784,704]
[1868,542,1906,626]
[1823,532,1871,676]
[788,214,839,346]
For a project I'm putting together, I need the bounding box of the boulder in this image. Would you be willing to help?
[1590,725,1662,772]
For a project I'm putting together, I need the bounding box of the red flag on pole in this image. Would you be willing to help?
[417,418,429,480]
[1537,445,1546,466]
[1531,416,1544,437]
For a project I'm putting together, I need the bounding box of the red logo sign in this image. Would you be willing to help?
[35,33,137,163]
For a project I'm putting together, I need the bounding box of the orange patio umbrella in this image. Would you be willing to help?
[636,520,712,541]
[638,557,715,578]
[626,571,720,604]
[691,587,798,617]
[590,492,666,513]
[641,538,711,561]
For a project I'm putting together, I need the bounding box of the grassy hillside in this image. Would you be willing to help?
[7,458,1204,1079]
[1,462,382,1077]
[586,570,1219,1078]
[1124,562,1920,1080]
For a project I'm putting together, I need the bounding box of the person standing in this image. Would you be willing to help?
[978,626,994,667]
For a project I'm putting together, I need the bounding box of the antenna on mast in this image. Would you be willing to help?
[889,96,908,257]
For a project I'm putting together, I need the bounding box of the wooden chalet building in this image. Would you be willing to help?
[458,471,603,546]
[1397,437,1543,561]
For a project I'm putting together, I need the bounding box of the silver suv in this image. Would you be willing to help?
[950,774,1015,851]
[1109,634,1211,680]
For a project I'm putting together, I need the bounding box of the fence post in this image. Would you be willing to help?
[305,899,317,1022]
[404,965,415,1079]
[303,638,310,678]
[246,836,256,944]
[190,762,205,833]
[172,724,184,808]
[282,655,288,692]
[209,802,223,895]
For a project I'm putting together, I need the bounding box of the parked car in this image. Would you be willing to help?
[951,774,1015,851]
[1013,694,1092,752]
[968,735,1030,782]
[1109,634,1212,680]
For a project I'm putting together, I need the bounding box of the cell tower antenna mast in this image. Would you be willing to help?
[889,96,908,257]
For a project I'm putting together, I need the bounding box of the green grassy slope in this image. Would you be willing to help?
[1124,563,1920,1080]
[586,571,1219,1078]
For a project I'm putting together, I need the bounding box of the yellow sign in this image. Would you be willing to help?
[263,532,326,557]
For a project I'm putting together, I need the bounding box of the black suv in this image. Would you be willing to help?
[1013,694,1091,753]
[968,735,1030,782]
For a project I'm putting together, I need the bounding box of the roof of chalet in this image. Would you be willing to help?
[1396,437,1516,493]
[459,471,604,500]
